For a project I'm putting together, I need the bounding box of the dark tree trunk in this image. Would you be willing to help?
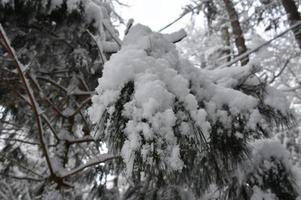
[280,0,301,49]
[223,0,249,66]
[221,26,231,62]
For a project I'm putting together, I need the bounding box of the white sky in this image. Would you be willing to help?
[116,0,204,35]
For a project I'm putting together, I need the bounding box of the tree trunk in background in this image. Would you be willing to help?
[221,25,231,62]
[280,0,301,49]
[223,0,249,66]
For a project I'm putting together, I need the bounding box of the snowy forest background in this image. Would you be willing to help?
[0,0,301,199]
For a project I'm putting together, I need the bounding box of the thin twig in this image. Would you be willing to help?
[269,59,290,83]
[0,137,39,145]
[159,4,201,32]
[36,76,68,92]
[28,74,67,118]
[61,154,118,178]
[69,97,92,117]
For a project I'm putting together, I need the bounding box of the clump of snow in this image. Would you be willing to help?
[89,24,210,175]
[235,138,301,199]
[264,86,290,115]
[89,24,291,177]
[251,139,291,169]
[247,109,263,130]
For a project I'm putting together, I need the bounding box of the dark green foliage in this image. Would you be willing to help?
[248,157,298,200]
[123,184,192,200]
[105,81,135,154]
[99,74,293,198]
[228,156,300,200]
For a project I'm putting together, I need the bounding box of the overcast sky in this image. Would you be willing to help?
[116,0,202,34]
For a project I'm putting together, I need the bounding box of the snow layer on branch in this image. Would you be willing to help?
[89,24,291,177]
[251,139,291,169]
[237,139,301,199]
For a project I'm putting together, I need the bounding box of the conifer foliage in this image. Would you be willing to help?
[0,0,300,199]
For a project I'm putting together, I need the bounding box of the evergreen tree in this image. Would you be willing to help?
[0,0,300,199]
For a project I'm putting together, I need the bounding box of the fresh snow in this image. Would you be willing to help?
[89,24,290,177]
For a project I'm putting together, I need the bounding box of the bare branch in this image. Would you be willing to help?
[61,154,118,178]
[0,24,55,177]
[36,76,68,93]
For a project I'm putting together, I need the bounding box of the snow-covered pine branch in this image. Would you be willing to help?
[89,24,293,191]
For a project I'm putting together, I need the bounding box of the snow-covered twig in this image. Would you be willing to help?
[124,18,134,36]
[0,24,55,177]
[164,29,187,43]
